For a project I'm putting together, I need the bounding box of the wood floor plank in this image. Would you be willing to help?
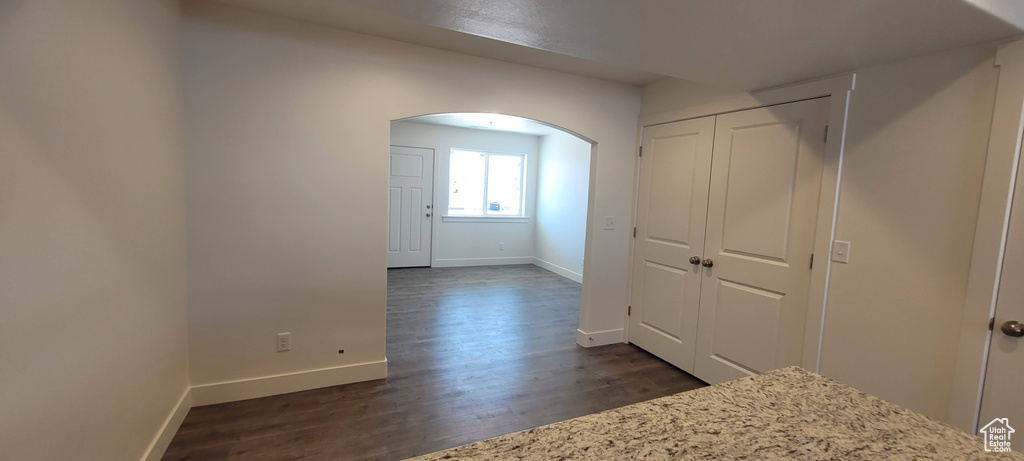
[162,265,706,460]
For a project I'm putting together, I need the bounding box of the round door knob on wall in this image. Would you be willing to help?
[1001,320,1024,337]
[701,259,714,268]
[689,256,702,265]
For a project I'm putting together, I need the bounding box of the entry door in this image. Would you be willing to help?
[979,142,1024,452]
[693,98,830,384]
[387,146,434,268]
[629,116,715,373]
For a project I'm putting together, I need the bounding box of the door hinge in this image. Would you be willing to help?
[628,305,632,316]
[638,146,643,157]
[823,125,829,143]
[633,227,637,238]
[809,253,814,269]
[989,317,996,331]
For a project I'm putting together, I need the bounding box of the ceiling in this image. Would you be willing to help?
[400,113,569,137]
[206,0,666,85]
[211,0,1023,90]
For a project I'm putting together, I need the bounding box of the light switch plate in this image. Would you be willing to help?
[604,216,615,230]
[831,240,851,263]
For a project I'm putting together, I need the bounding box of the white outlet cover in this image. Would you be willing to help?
[604,216,615,230]
[277,332,291,352]
[831,240,851,263]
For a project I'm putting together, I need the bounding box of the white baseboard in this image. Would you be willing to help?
[191,359,388,406]
[532,258,583,283]
[141,387,192,461]
[433,256,535,267]
[576,328,625,348]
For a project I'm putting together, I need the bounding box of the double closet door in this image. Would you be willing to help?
[629,97,830,385]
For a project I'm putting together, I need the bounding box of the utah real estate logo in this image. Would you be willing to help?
[980,418,1015,453]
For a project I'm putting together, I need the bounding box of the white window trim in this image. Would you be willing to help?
[441,215,531,223]
[446,148,527,218]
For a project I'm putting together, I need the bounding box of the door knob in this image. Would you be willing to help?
[689,256,702,265]
[701,258,714,268]
[1001,320,1024,337]
[426,213,432,218]
[426,205,431,209]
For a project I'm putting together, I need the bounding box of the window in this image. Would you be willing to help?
[447,149,525,216]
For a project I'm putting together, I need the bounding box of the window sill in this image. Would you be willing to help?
[441,215,531,223]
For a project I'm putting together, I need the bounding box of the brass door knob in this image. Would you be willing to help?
[1001,320,1024,337]
[701,259,714,268]
[689,256,702,265]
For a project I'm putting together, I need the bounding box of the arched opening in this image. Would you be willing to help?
[384,111,597,382]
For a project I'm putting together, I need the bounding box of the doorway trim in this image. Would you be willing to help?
[629,73,857,373]
[948,38,1024,433]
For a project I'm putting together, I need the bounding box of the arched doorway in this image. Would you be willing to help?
[382,110,607,379]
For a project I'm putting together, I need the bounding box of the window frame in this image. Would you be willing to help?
[444,148,527,219]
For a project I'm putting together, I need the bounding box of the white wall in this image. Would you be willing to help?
[181,1,641,396]
[390,122,540,266]
[640,44,998,421]
[534,133,593,282]
[819,45,997,420]
[641,78,747,117]
[0,0,190,459]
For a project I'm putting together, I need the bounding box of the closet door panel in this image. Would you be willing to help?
[718,121,801,261]
[628,116,715,374]
[694,97,830,384]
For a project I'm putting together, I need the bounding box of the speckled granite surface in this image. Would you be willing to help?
[407,367,1022,460]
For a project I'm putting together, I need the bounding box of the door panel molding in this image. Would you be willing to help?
[638,261,690,341]
[710,279,785,376]
[718,121,802,262]
[646,133,700,245]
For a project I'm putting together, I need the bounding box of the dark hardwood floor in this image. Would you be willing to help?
[162,265,706,460]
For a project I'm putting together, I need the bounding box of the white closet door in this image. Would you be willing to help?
[387,146,434,268]
[693,98,830,384]
[629,116,715,373]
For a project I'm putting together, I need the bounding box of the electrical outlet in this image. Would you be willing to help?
[604,216,615,230]
[498,242,504,251]
[277,332,291,352]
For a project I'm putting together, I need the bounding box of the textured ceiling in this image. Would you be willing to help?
[210,0,1022,90]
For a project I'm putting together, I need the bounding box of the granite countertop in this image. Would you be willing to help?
[407,367,1023,460]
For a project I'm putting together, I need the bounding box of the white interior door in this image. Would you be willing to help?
[388,145,434,268]
[693,97,830,384]
[628,116,715,373]
[979,143,1024,453]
